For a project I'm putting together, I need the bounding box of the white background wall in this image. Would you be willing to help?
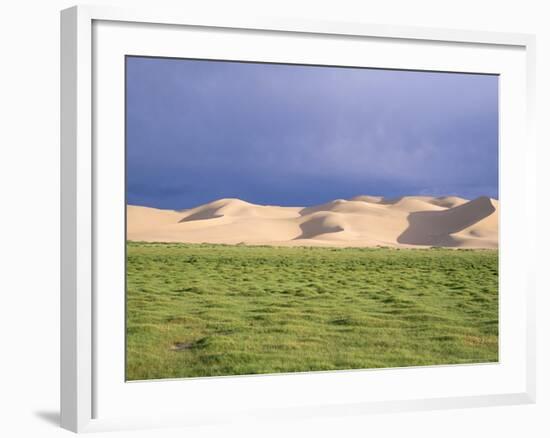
[0,1,547,436]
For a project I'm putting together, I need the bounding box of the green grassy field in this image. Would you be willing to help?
[126,242,498,380]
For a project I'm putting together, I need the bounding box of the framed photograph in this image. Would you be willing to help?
[61,5,536,433]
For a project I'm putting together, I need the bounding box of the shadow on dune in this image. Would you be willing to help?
[179,206,222,222]
[293,214,345,240]
[397,196,496,247]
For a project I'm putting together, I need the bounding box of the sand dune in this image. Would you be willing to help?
[180,198,301,222]
[127,195,498,248]
[429,196,469,208]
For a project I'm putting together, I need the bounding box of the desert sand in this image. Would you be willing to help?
[127,195,498,248]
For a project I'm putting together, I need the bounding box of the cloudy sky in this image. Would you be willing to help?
[126,56,498,209]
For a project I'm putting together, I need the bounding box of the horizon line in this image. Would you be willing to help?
[127,193,499,211]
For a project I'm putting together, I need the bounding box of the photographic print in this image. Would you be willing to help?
[125,56,498,381]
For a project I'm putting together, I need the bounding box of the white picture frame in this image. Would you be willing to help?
[60,4,537,433]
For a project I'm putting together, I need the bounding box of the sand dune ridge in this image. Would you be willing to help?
[127,195,498,248]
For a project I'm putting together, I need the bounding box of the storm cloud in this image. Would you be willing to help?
[126,56,498,209]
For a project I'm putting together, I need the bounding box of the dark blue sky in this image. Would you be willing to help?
[126,56,498,209]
